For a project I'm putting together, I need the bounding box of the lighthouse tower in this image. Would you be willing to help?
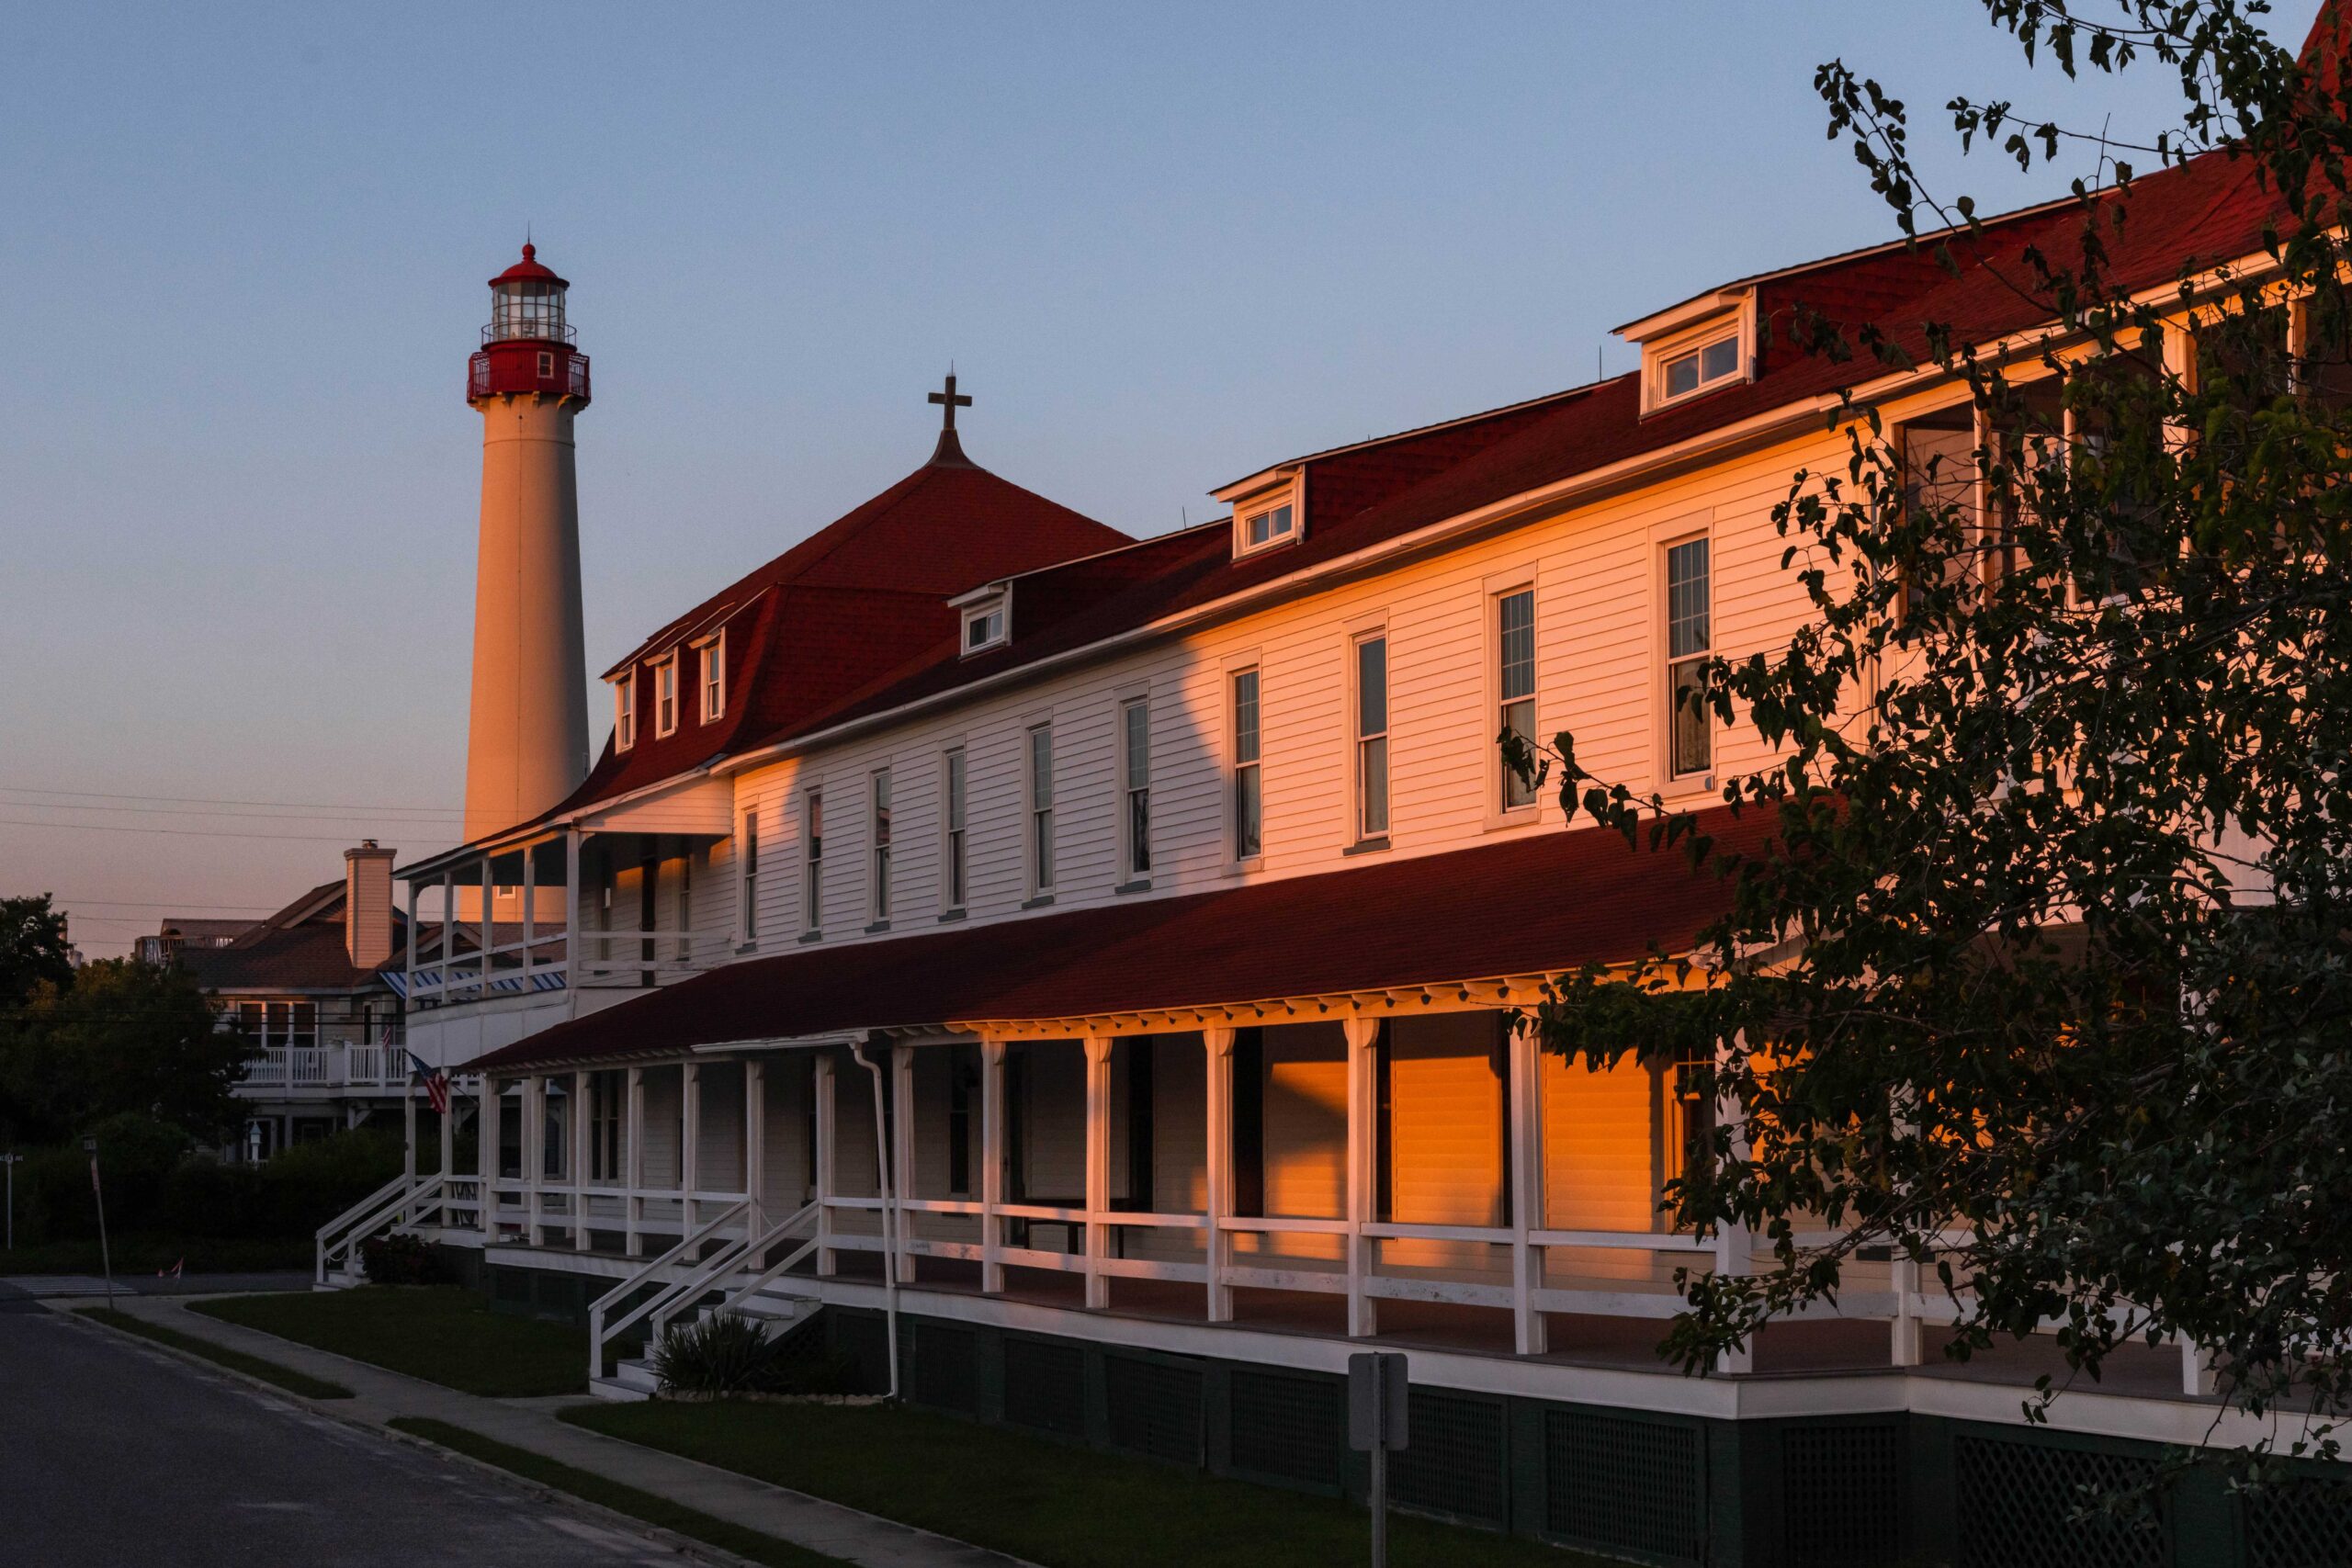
[461,244,591,842]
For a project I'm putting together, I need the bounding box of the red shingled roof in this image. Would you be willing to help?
[468,804,1776,1070]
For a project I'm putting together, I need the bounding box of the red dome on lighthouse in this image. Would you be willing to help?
[468,243,590,407]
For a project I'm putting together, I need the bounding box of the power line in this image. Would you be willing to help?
[45,899,284,910]
[0,818,452,845]
[0,799,458,823]
[0,785,463,816]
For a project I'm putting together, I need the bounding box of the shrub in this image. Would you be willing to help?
[358,1232,452,1285]
[651,1313,789,1395]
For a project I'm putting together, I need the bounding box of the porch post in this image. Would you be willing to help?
[1342,1017,1380,1338]
[814,1052,838,1276]
[624,1065,646,1256]
[1712,1032,1754,1375]
[481,856,495,993]
[980,1039,1006,1293]
[572,1069,593,1252]
[1082,1034,1114,1310]
[680,1059,702,1226]
[403,875,419,977]
[891,1043,916,1285]
[563,829,582,1020]
[523,840,537,971]
[744,1055,767,1242]
[1203,1026,1237,1323]
[479,1074,499,1241]
[437,1075,455,1182]
[1509,1015,1548,1356]
[440,874,455,1009]
[523,1075,545,1247]
[402,1075,419,1190]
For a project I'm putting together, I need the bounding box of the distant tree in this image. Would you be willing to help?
[0,959,251,1146]
[0,894,74,1010]
[1506,1,2352,1466]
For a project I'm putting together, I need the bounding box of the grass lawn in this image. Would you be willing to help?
[389,1418,845,1568]
[0,1234,311,1276]
[566,1398,1607,1568]
[191,1285,588,1397]
[76,1306,354,1399]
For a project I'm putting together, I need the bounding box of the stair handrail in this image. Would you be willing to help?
[588,1196,749,1384]
[648,1198,822,1344]
[711,1201,822,1322]
[315,1172,447,1286]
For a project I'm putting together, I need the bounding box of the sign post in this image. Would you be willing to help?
[1348,1351,1408,1568]
[2,1151,21,1250]
[84,1136,114,1309]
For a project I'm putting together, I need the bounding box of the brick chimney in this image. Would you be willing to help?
[345,841,397,969]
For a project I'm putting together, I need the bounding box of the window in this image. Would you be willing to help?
[962,597,1007,654]
[699,637,725,723]
[1657,332,1741,405]
[801,791,823,935]
[615,677,637,752]
[1231,668,1262,860]
[1242,502,1295,550]
[942,749,967,912]
[654,657,679,737]
[1498,589,1537,809]
[1026,723,1056,894]
[589,1071,624,1182]
[740,808,759,942]
[946,1043,976,1196]
[868,767,892,922]
[1354,634,1389,840]
[1666,536,1712,778]
[1120,696,1151,881]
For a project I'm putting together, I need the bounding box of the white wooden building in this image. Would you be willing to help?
[352,141,2352,1566]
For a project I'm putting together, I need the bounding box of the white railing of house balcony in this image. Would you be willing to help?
[244,1038,413,1093]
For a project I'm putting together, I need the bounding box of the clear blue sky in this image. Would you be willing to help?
[3,2,2313,955]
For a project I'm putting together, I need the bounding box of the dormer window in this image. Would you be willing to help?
[614,677,638,752]
[696,633,726,723]
[1660,333,1740,402]
[653,656,679,737]
[957,586,1010,656]
[1226,473,1306,560]
[1244,502,1295,549]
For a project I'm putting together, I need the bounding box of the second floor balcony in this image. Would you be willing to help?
[235,1022,410,1097]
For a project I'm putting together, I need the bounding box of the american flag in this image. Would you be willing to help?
[408,1048,451,1116]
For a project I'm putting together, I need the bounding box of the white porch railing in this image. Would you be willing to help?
[243,1040,415,1093]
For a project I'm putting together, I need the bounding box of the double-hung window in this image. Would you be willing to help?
[868,768,892,923]
[1121,696,1151,881]
[1026,724,1056,895]
[942,749,967,913]
[699,637,725,723]
[1498,588,1536,809]
[739,808,759,943]
[654,658,679,737]
[1665,536,1712,778]
[801,790,823,935]
[616,678,637,751]
[1354,633,1389,841]
[1231,668,1262,861]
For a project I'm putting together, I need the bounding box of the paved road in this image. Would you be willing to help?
[0,1312,692,1566]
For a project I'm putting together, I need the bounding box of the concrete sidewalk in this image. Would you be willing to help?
[68,1294,1032,1568]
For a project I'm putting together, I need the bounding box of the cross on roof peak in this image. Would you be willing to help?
[928,371,973,434]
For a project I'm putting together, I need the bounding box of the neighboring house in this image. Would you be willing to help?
[164,844,424,1158]
[366,98,2351,1567]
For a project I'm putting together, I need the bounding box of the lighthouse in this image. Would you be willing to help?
[461,244,591,842]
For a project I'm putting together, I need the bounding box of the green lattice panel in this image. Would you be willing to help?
[2244,1477,2352,1568]
[1389,1388,1508,1527]
[1544,1410,1704,1565]
[907,1323,978,1415]
[1103,1353,1204,1464]
[1001,1337,1087,1437]
[1952,1434,2164,1568]
[1781,1422,1903,1567]
[1227,1369,1343,1490]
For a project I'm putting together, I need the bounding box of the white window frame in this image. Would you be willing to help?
[1642,306,1755,414]
[1657,522,1715,786]
[1229,476,1305,559]
[800,788,823,937]
[614,675,637,753]
[696,632,726,723]
[868,766,892,925]
[1227,656,1263,867]
[960,595,1009,655]
[1118,692,1151,886]
[1487,574,1540,821]
[1024,720,1056,898]
[652,655,680,738]
[940,746,968,915]
[1350,625,1390,845]
[738,805,759,946]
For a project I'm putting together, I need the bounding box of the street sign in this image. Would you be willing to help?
[1348,1351,1408,1568]
[1348,1350,1408,1451]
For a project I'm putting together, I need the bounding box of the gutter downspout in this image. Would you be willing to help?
[851,1039,900,1400]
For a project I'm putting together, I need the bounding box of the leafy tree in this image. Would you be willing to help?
[0,894,74,1010]
[1507,1,2352,1464]
[0,959,252,1145]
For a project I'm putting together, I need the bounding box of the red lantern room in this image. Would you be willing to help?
[467,243,591,406]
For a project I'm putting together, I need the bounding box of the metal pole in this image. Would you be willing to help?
[3,1152,18,1249]
[84,1137,114,1309]
[1370,1425,1387,1568]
